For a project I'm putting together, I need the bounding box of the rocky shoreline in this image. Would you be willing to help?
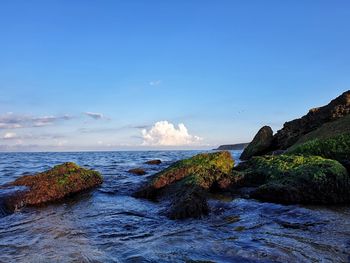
[1,90,349,221]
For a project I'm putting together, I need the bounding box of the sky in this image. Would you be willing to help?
[0,0,349,151]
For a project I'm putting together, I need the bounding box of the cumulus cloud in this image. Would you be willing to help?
[149,80,162,86]
[84,112,104,120]
[0,113,73,129]
[141,121,202,146]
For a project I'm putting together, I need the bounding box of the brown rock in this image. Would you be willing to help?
[144,159,162,165]
[128,168,146,176]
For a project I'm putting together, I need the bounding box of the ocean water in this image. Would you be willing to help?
[0,151,349,263]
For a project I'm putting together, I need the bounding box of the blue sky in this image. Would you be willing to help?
[0,0,349,151]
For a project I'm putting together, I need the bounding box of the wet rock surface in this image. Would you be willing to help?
[134,151,234,219]
[1,162,103,213]
[128,168,147,175]
[144,159,162,165]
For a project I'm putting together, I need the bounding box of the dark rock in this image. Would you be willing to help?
[168,186,209,220]
[2,162,103,213]
[273,90,350,150]
[240,126,273,160]
[144,159,162,165]
[128,168,146,175]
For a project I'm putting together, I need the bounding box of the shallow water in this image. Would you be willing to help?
[0,151,349,263]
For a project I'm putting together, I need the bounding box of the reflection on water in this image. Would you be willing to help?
[0,151,349,262]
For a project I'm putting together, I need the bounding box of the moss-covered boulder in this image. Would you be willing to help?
[286,133,350,163]
[3,162,103,212]
[242,155,350,204]
[134,151,234,199]
[134,151,234,219]
[240,126,273,160]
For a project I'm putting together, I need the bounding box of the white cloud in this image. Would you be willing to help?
[149,80,162,86]
[84,112,104,120]
[3,132,17,139]
[141,121,202,146]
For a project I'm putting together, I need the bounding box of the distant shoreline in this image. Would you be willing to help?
[214,143,249,151]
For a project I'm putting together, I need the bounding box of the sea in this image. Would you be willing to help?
[0,150,349,263]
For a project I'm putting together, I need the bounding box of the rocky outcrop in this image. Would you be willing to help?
[128,168,147,175]
[240,126,273,160]
[2,162,103,213]
[134,151,234,219]
[273,90,350,150]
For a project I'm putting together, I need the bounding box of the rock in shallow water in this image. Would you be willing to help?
[239,155,350,204]
[1,162,103,213]
[128,168,147,175]
[134,151,234,219]
[144,159,162,165]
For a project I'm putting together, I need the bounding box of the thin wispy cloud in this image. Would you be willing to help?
[149,80,162,86]
[141,120,202,146]
[0,113,73,129]
[78,124,150,134]
[84,112,104,120]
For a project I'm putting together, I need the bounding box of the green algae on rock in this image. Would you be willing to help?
[286,133,350,162]
[5,162,103,211]
[133,151,234,219]
[134,151,234,200]
[243,155,350,204]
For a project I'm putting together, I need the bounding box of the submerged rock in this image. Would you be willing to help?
[240,155,350,204]
[128,168,147,175]
[144,159,162,165]
[240,126,273,160]
[2,162,103,212]
[134,151,234,219]
[168,186,209,220]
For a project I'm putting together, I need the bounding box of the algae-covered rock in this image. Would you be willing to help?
[286,133,350,162]
[134,151,234,200]
[3,162,103,212]
[245,155,350,204]
[240,126,273,160]
[134,151,234,219]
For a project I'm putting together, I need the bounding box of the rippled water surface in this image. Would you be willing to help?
[0,151,349,263]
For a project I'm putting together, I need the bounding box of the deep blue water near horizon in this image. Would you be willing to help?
[0,150,349,263]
